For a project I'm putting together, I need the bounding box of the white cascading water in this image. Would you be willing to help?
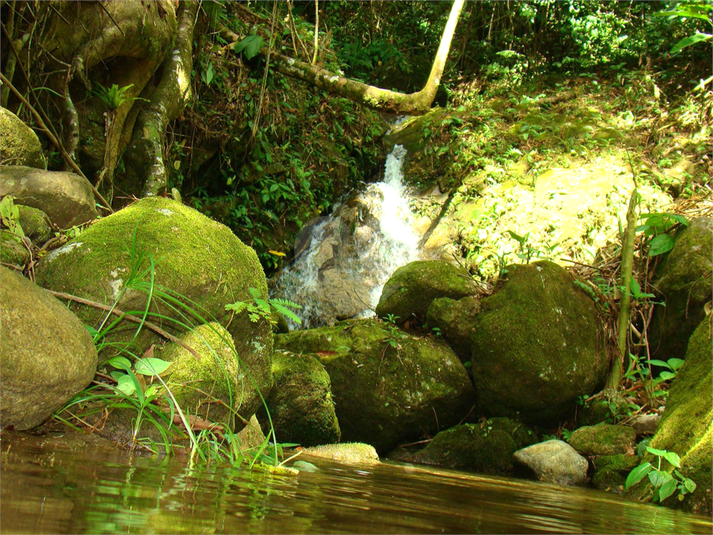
[272,144,422,328]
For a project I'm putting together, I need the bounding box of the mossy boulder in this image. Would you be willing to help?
[17,205,53,245]
[156,322,248,428]
[591,454,641,492]
[301,442,379,464]
[426,295,481,362]
[568,424,636,456]
[0,267,97,430]
[649,218,712,362]
[34,196,272,420]
[0,166,97,229]
[471,261,607,424]
[276,318,475,453]
[639,319,712,515]
[0,107,46,169]
[410,418,537,475]
[0,230,29,266]
[376,260,478,326]
[257,350,341,447]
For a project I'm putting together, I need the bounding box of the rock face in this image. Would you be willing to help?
[376,260,479,325]
[513,440,589,486]
[471,261,607,424]
[34,197,272,421]
[649,217,712,362]
[568,424,636,456]
[157,323,246,428]
[410,418,537,475]
[426,295,481,362]
[0,165,97,229]
[276,319,475,453]
[258,350,341,447]
[0,267,97,430]
[17,205,53,245]
[0,107,46,169]
[644,319,712,516]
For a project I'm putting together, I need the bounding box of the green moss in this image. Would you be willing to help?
[412,418,537,475]
[471,261,608,423]
[568,424,636,456]
[258,350,341,447]
[276,319,475,453]
[375,260,478,324]
[302,442,379,464]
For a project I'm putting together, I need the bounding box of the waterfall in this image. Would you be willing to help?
[272,144,422,328]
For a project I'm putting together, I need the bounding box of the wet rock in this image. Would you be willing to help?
[17,205,53,245]
[301,442,379,464]
[513,439,589,486]
[568,424,636,456]
[471,261,607,425]
[638,319,712,516]
[0,267,97,430]
[258,350,341,447]
[0,165,97,229]
[409,418,537,476]
[426,295,481,362]
[0,107,46,169]
[649,217,712,362]
[0,230,29,266]
[376,260,478,325]
[629,413,661,436]
[34,196,272,420]
[276,318,475,453]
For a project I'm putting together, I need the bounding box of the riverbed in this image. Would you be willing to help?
[1,431,710,534]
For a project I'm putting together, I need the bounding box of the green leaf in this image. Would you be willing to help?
[659,371,676,381]
[271,301,302,325]
[671,32,713,54]
[648,234,676,257]
[115,374,137,396]
[233,35,264,60]
[624,463,652,490]
[225,301,248,314]
[646,446,668,457]
[648,469,672,488]
[658,479,678,502]
[135,357,172,376]
[668,358,685,371]
[107,356,132,371]
[663,450,681,468]
[648,359,670,368]
[683,478,697,493]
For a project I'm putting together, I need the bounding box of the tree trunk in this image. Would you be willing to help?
[123,1,199,197]
[261,0,465,115]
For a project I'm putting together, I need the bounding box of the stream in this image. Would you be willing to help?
[1,431,711,534]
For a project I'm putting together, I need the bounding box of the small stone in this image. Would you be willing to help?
[513,439,589,486]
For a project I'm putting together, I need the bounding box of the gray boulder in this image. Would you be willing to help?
[376,260,478,325]
[0,107,46,169]
[0,165,97,229]
[471,261,608,424]
[0,267,97,430]
[649,217,712,362]
[513,439,589,486]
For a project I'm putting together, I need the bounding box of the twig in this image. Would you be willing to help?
[0,72,114,214]
[96,1,124,36]
[46,290,202,361]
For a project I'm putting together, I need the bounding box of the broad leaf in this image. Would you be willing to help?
[648,469,672,488]
[671,32,713,54]
[658,479,678,502]
[646,446,668,457]
[107,356,132,371]
[624,463,652,490]
[648,234,676,257]
[115,374,137,396]
[233,35,264,60]
[135,357,172,376]
[668,358,685,371]
[662,450,682,468]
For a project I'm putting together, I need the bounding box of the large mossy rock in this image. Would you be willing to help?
[642,319,712,515]
[426,295,481,363]
[471,261,607,424]
[0,165,97,229]
[0,107,46,169]
[568,424,636,456]
[258,350,341,447]
[34,197,272,420]
[275,319,475,453]
[0,267,97,430]
[410,418,537,476]
[376,260,478,326]
[649,217,712,362]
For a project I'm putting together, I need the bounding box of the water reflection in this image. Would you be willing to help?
[1,432,711,534]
